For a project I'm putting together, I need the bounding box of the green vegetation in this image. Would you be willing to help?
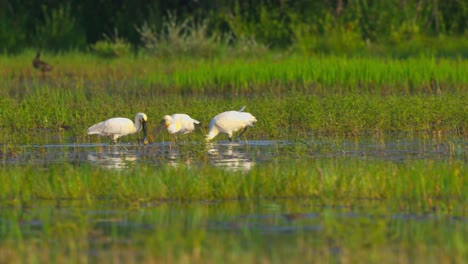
[0,53,466,145]
[1,199,465,264]
[0,14,466,260]
[0,159,464,206]
[3,52,467,94]
[0,159,465,263]
[2,1,468,58]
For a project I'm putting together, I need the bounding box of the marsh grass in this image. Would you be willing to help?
[0,159,466,263]
[0,159,464,210]
[1,51,466,263]
[1,52,467,143]
[1,52,467,95]
[0,88,466,145]
[1,52,467,144]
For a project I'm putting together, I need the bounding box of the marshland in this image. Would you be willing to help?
[1,1,467,263]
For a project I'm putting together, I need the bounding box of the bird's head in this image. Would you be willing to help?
[205,132,216,142]
[162,115,172,128]
[137,113,148,123]
[136,113,148,145]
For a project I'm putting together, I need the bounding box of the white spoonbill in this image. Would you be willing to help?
[162,114,200,135]
[206,106,257,142]
[87,113,148,144]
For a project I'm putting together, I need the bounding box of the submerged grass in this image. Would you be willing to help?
[0,211,465,264]
[0,159,466,263]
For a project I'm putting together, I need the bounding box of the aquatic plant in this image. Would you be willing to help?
[0,159,465,263]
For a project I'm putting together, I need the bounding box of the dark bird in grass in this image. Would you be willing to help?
[32,51,53,73]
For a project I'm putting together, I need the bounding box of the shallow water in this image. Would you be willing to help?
[1,198,464,264]
[1,134,466,171]
[1,198,464,240]
[1,134,466,261]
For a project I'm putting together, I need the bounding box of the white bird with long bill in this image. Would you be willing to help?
[87,113,148,144]
[206,106,257,142]
[162,114,200,135]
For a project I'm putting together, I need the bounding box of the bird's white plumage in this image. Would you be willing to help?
[206,106,257,141]
[162,114,200,135]
[87,113,148,143]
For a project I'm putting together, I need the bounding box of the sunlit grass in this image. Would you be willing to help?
[0,90,466,145]
[0,159,464,210]
[0,51,466,144]
[0,51,466,263]
[1,51,467,95]
[0,158,465,263]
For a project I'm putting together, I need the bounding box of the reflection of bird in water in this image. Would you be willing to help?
[87,150,137,169]
[166,149,194,167]
[32,51,53,73]
[206,106,257,142]
[87,113,148,144]
[207,143,255,172]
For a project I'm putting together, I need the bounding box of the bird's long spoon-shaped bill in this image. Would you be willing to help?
[142,121,149,145]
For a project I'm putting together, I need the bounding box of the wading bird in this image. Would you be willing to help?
[206,106,257,142]
[162,114,200,136]
[32,51,53,73]
[87,113,148,144]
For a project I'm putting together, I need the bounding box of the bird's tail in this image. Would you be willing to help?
[238,105,246,112]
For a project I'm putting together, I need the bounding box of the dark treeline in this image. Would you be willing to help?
[1,0,467,53]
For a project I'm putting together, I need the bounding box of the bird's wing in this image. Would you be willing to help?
[213,112,252,132]
[178,114,200,126]
[87,118,133,135]
[87,121,108,135]
[108,118,135,134]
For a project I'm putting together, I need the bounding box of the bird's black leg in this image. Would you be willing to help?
[234,127,249,141]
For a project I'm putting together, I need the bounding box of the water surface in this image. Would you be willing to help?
[2,134,466,171]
